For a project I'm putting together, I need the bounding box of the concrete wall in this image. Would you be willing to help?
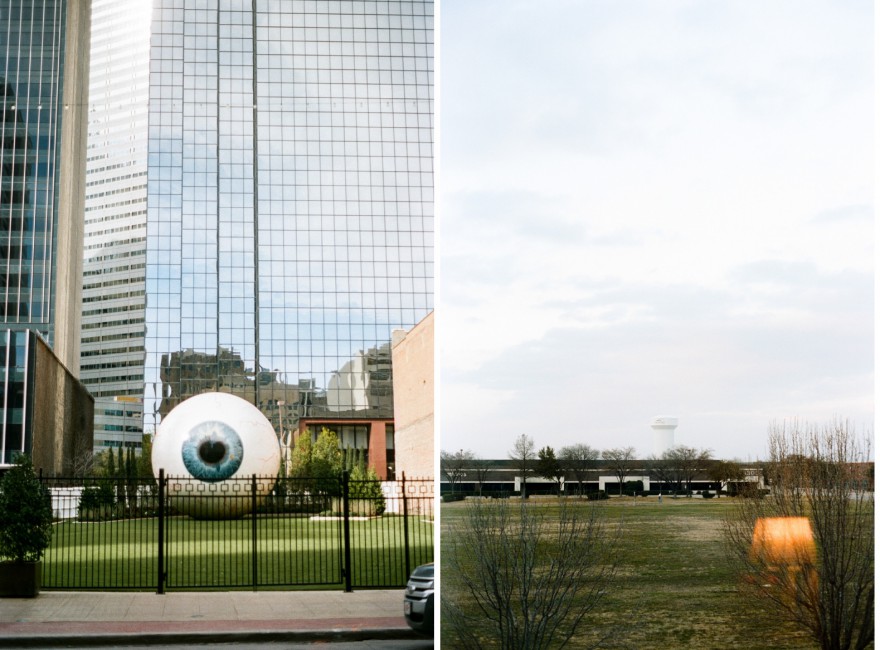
[30,335,94,475]
[391,311,433,480]
[54,0,91,373]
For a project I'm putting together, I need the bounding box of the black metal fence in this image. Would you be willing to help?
[40,471,433,592]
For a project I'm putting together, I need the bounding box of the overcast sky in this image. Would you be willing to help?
[437,0,874,461]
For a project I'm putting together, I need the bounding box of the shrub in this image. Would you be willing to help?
[623,481,643,496]
[348,464,386,515]
[0,455,53,563]
[443,493,466,503]
[78,481,116,520]
[444,498,620,649]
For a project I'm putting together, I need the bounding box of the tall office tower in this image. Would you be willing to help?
[145,1,433,478]
[0,0,93,469]
[80,0,150,453]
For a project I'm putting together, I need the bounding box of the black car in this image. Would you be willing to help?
[403,562,434,634]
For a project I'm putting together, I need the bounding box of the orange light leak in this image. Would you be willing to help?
[751,517,816,566]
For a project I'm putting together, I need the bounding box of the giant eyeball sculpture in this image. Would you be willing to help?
[152,392,281,519]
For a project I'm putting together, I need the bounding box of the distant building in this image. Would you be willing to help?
[441,457,767,496]
[80,0,151,454]
[0,0,94,470]
[392,311,433,480]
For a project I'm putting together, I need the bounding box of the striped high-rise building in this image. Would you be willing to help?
[80,0,151,453]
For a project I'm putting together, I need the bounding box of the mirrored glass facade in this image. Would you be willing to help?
[0,1,66,342]
[0,0,91,467]
[144,1,434,440]
[0,329,31,463]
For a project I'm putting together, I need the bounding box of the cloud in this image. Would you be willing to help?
[442,310,871,459]
[438,0,874,461]
[811,204,873,225]
[442,260,872,459]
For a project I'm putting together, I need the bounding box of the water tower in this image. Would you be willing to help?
[651,416,678,456]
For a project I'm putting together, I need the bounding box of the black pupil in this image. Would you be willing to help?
[199,439,227,464]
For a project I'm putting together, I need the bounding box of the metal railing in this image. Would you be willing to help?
[40,471,434,592]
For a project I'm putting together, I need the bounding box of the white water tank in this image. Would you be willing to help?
[651,416,678,456]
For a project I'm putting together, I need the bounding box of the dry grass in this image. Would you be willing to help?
[441,497,820,649]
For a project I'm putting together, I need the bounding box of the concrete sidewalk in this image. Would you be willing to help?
[0,590,421,647]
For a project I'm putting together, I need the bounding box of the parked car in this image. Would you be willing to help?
[403,562,434,634]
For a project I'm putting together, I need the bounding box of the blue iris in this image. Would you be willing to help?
[181,421,244,482]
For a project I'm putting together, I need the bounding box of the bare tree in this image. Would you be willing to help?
[724,419,873,650]
[559,444,599,497]
[646,454,674,493]
[509,434,536,499]
[69,449,96,478]
[444,499,619,649]
[664,445,712,495]
[441,449,474,494]
[602,446,636,496]
[469,457,493,497]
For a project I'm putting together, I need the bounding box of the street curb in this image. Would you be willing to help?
[0,626,425,648]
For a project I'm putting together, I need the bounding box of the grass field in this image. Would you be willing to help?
[441,497,820,650]
[43,513,433,591]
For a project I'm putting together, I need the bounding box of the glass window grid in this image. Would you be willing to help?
[144,0,432,435]
[0,2,67,333]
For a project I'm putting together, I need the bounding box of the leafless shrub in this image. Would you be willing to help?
[444,498,619,649]
[723,419,873,650]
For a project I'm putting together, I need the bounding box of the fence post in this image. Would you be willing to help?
[157,469,165,594]
[251,474,258,591]
[402,472,410,580]
[342,470,352,592]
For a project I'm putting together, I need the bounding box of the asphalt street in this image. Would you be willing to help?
[9,642,434,650]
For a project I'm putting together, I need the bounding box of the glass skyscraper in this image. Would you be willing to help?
[0,0,92,466]
[81,0,151,452]
[144,0,433,477]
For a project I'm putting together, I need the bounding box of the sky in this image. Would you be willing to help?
[437,0,874,461]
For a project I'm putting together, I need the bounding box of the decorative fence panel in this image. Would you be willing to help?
[40,472,433,592]
[348,475,435,589]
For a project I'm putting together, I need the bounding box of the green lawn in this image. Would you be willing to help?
[441,497,820,650]
[43,513,433,591]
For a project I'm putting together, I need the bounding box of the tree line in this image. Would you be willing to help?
[443,433,748,497]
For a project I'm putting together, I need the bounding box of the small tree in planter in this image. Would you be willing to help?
[349,463,386,516]
[0,455,53,597]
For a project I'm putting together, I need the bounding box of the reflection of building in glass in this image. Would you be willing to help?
[0,1,93,470]
[0,330,93,472]
[153,342,396,476]
[155,345,297,420]
[144,1,433,479]
[326,343,393,415]
[80,0,152,454]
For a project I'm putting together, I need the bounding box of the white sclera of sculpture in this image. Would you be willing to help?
[152,392,281,518]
